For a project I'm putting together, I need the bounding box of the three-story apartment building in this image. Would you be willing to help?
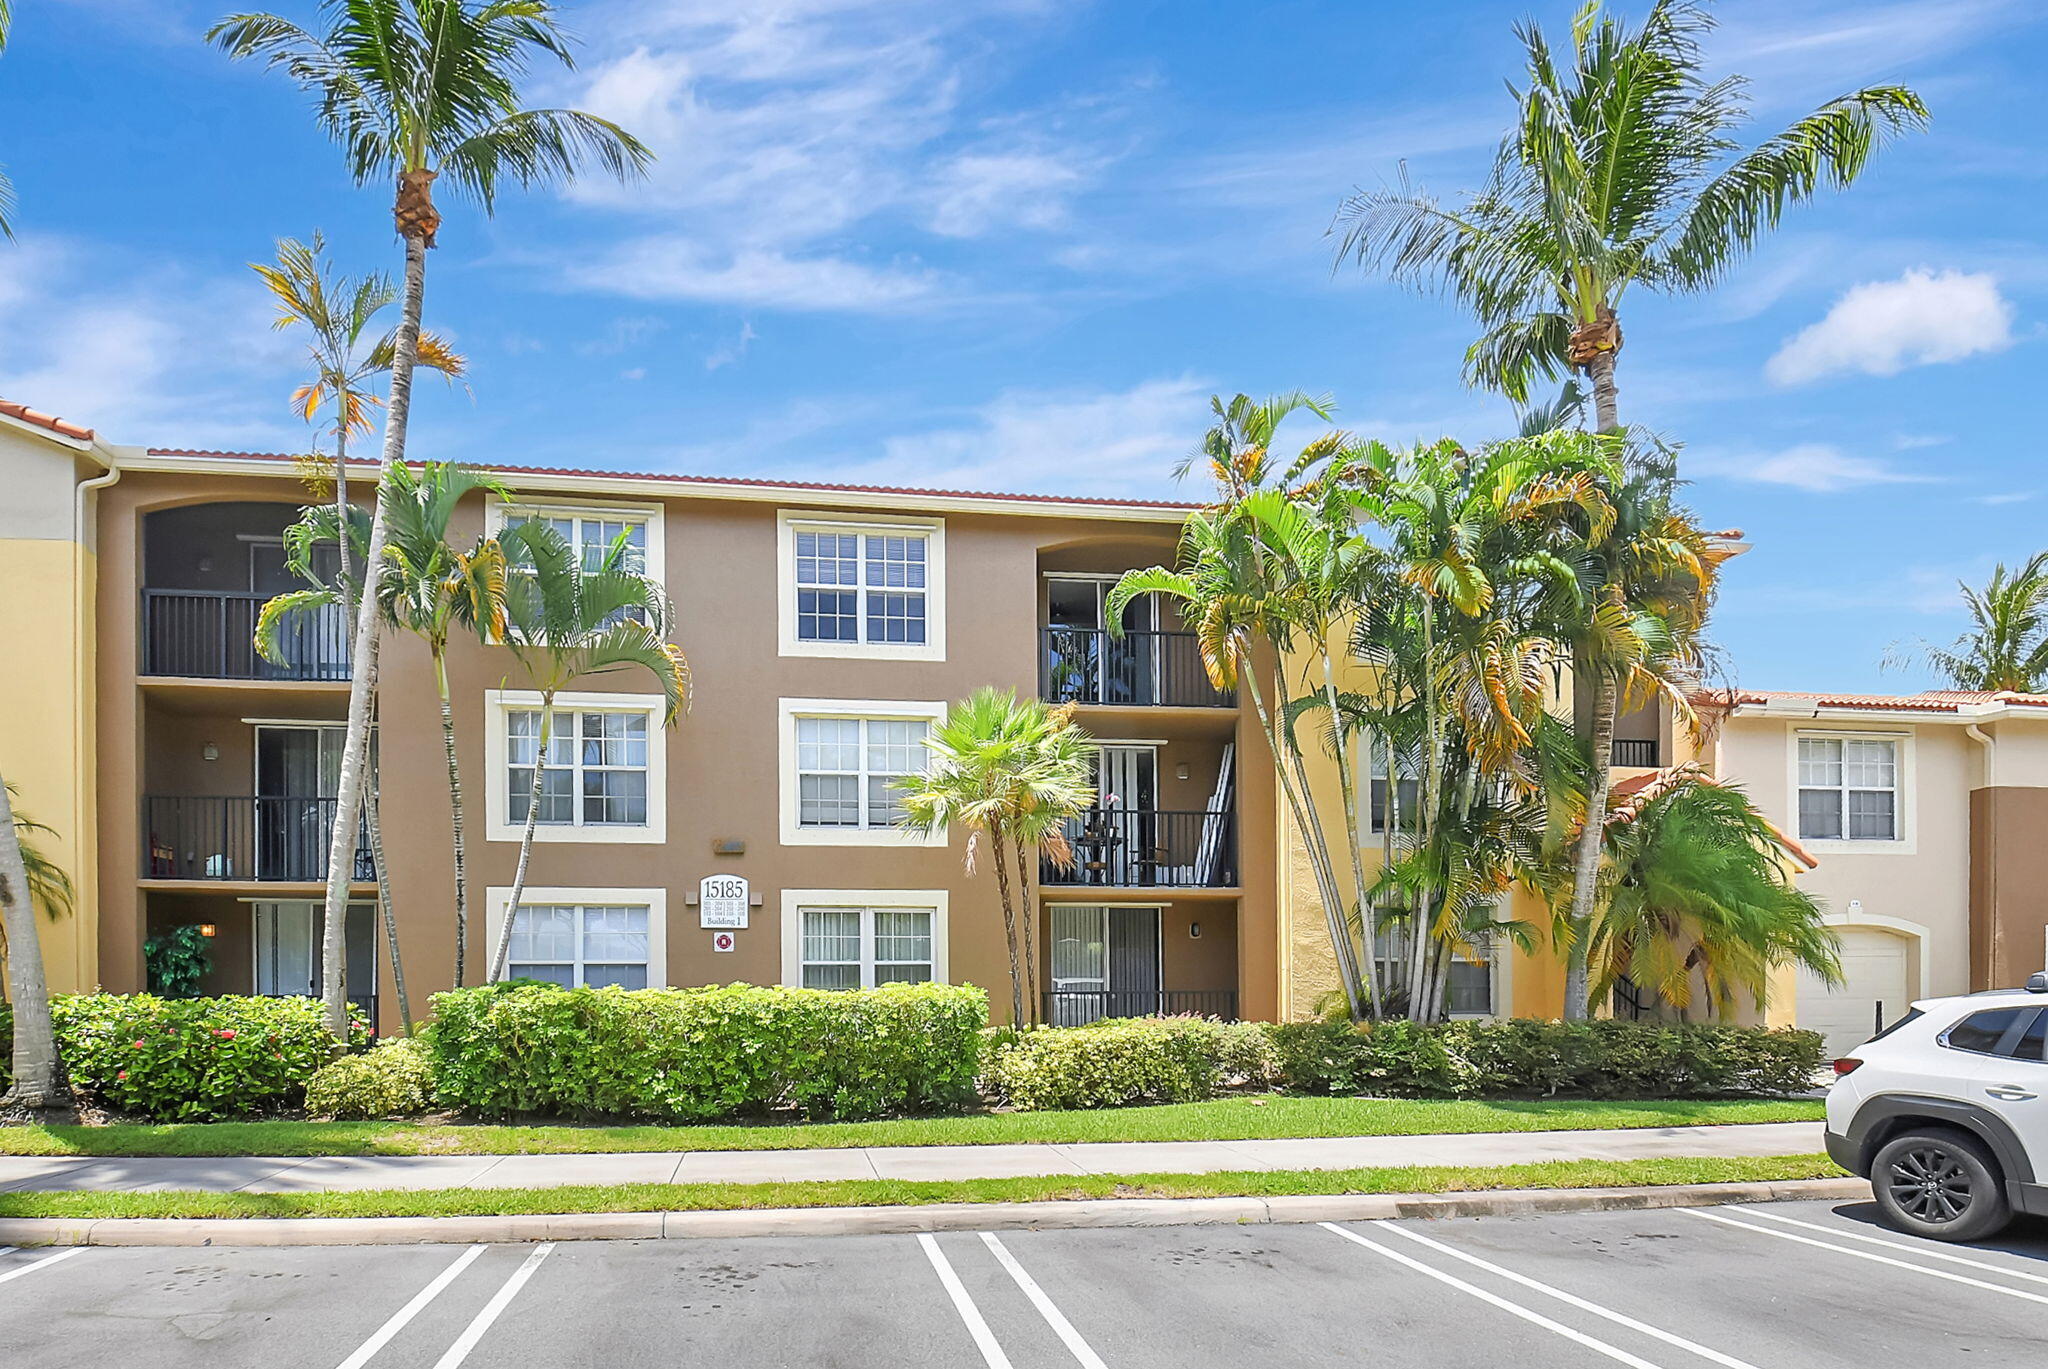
[2,402,1280,1030]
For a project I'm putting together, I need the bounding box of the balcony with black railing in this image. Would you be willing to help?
[1040,627,1234,709]
[1611,738,1660,767]
[142,589,351,682]
[1042,989,1239,1024]
[1042,807,1237,889]
[143,796,374,883]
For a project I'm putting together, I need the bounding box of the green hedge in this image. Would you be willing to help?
[50,993,367,1121]
[306,1038,437,1119]
[986,1018,1229,1111]
[1266,1018,1826,1099]
[423,981,988,1122]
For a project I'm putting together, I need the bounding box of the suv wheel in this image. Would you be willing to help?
[1871,1129,2012,1242]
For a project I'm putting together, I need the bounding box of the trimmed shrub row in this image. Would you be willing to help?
[422,981,989,1122]
[50,993,369,1121]
[306,1038,437,1119]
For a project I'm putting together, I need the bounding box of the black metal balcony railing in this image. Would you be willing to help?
[142,589,351,681]
[1043,989,1239,1024]
[1043,808,1237,888]
[1611,738,1660,767]
[1041,627,1234,709]
[144,796,374,883]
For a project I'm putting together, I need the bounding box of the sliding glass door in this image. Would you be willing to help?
[1047,904,1162,1024]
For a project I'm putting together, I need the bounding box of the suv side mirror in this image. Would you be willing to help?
[2028,971,2048,994]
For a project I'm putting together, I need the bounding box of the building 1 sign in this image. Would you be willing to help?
[699,874,749,930]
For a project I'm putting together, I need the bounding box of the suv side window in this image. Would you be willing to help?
[2014,1010,2047,1064]
[1941,1008,2034,1057]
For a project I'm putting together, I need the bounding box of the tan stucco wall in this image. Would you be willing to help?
[0,424,101,994]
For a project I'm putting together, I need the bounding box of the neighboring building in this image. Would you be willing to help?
[1702,689,2048,1056]
[0,406,1281,1031]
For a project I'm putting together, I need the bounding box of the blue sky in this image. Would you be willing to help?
[1,0,2042,693]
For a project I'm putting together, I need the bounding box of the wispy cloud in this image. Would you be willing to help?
[1765,268,2017,386]
[703,321,758,372]
[1689,442,1939,492]
[1971,490,2034,506]
[563,240,946,312]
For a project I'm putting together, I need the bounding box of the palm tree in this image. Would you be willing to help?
[0,775,66,1108]
[0,0,16,240]
[1548,463,1729,1019]
[1886,553,2048,693]
[1584,767,1840,1016]
[1335,0,1926,431]
[896,688,1095,1025]
[212,0,653,1035]
[253,232,462,1030]
[486,521,690,983]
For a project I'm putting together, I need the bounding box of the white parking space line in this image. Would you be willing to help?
[430,1243,556,1369]
[1733,1207,2048,1288]
[1375,1223,1762,1369]
[0,1247,82,1287]
[333,1244,487,1369]
[917,1233,1015,1369]
[1317,1223,1670,1369]
[978,1232,1110,1369]
[1683,1209,2048,1307]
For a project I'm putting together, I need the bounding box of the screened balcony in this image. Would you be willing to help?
[140,501,348,681]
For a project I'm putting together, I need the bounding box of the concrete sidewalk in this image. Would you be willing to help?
[0,1120,1823,1194]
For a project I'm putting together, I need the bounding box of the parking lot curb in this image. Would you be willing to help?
[0,1177,1870,1248]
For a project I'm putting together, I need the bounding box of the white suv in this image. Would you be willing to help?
[1826,971,2048,1241]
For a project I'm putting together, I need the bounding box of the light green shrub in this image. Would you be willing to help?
[987,1017,1227,1111]
[424,981,988,1122]
[305,1038,436,1119]
[1215,1019,1279,1087]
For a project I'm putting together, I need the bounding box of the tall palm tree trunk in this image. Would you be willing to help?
[1010,835,1039,1026]
[1564,671,1618,1021]
[1322,653,1383,1017]
[490,693,556,982]
[362,680,411,1034]
[0,773,62,1108]
[319,222,428,1037]
[988,836,1025,1026]
[435,653,470,987]
[1588,348,1620,434]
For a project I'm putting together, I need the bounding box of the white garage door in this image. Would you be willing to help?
[1797,928,1913,1059]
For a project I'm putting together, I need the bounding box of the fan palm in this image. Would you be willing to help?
[1585,767,1839,1015]
[0,0,16,238]
[1886,553,2048,693]
[1335,0,1926,431]
[212,0,652,1034]
[1,775,68,1108]
[896,688,1095,1026]
[486,521,690,983]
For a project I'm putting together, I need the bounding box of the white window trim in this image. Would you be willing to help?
[779,696,947,848]
[1790,728,1916,855]
[778,888,950,987]
[484,688,668,844]
[776,510,946,661]
[487,494,666,589]
[483,886,669,989]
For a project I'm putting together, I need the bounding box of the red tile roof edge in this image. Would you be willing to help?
[1701,688,2048,714]
[0,399,95,442]
[143,447,1204,512]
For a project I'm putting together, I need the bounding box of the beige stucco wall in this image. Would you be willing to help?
[0,423,101,993]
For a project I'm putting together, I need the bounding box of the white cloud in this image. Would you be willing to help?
[1689,442,1939,493]
[1972,491,2034,506]
[1765,268,2017,386]
[703,321,758,372]
[835,376,1214,498]
[575,315,667,357]
[564,240,943,312]
[926,151,1086,238]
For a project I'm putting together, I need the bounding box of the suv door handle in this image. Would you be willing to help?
[1985,1085,2038,1101]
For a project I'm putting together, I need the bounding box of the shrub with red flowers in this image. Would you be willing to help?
[49,994,369,1121]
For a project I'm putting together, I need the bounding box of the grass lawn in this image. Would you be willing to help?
[0,1153,1845,1222]
[0,1095,1822,1159]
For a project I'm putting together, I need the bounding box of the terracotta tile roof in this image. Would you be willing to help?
[1708,688,2048,714]
[0,398,95,441]
[143,447,1203,513]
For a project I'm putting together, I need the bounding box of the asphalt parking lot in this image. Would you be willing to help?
[3,1199,2044,1368]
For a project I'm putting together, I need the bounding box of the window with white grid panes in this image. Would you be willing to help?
[506,902,651,989]
[793,529,927,645]
[798,906,934,989]
[795,715,927,829]
[507,708,650,828]
[1797,736,1899,841]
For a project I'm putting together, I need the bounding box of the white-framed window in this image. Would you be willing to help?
[484,886,668,989]
[1797,734,1902,843]
[1362,735,1420,833]
[1371,920,1505,1019]
[490,497,664,586]
[777,511,945,661]
[779,889,949,988]
[484,689,667,844]
[778,698,946,846]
